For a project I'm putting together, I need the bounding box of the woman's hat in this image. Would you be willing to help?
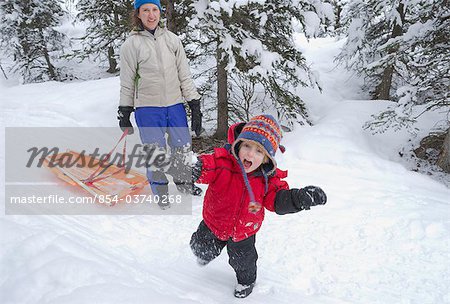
[134,0,162,11]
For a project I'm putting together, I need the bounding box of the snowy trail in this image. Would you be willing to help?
[0,210,349,304]
[2,108,449,303]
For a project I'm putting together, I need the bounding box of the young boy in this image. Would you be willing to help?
[189,115,327,298]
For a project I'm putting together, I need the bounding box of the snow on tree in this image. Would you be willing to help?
[0,0,68,83]
[75,0,133,73]
[175,0,333,137]
[336,0,449,134]
[329,0,350,35]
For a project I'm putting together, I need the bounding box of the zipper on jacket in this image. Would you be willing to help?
[231,187,248,241]
[153,32,166,106]
[134,63,140,100]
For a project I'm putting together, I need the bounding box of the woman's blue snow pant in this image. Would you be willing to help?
[134,103,191,196]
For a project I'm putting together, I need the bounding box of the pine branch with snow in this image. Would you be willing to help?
[336,0,449,134]
[0,0,69,83]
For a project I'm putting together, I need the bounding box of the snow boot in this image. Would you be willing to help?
[154,186,170,210]
[234,283,255,298]
[157,198,171,210]
[148,171,170,209]
[153,189,170,210]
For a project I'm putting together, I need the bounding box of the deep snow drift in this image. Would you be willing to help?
[1,37,449,304]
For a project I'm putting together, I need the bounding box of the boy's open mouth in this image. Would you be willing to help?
[243,159,252,169]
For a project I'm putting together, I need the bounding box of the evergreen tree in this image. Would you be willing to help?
[375,0,449,132]
[177,0,333,138]
[76,0,133,73]
[330,0,350,36]
[335,0,404,101]
[336,0,449,133]
[162,0,179,33]
[0,0,68,83]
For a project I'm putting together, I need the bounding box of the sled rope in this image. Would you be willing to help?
[83,129,129,185]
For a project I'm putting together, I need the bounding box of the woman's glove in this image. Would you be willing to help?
[188,99,203,137]
[117,106,134,134]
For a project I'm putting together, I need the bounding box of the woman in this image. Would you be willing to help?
[117,0,202,208]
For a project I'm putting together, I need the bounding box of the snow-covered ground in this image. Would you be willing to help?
[1,36,449,304]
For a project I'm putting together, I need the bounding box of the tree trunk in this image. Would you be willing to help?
[436,127,450,173]
[373,3,405,100]
[163,0,177,34]
[335,2,342,30]
[214,46,228,139]
[43,48,56,80]
[107,46,118,73]
[375,65,395,100]
[0,62,8,79]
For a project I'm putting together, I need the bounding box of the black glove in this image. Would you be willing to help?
[292,186,327,211]
[117,106,134,135]
[188,99,202,137]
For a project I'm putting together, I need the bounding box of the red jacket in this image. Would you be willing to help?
[196,124,289,242]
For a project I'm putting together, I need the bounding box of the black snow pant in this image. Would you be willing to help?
[190,220,258,285]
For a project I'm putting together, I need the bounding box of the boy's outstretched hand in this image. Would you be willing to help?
[301,186,327,205]
[292,186,327,211]
[274,185,327,215]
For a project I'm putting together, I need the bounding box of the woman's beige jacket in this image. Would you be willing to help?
[119,27,200,108]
